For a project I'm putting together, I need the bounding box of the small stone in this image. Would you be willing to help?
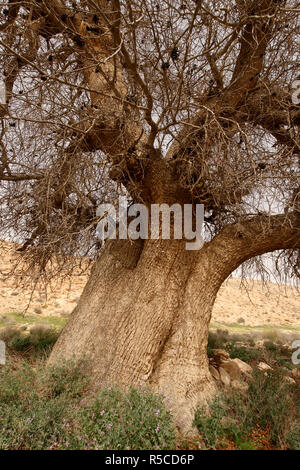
[34,307,42,314]
[220,359,241,381]
[290,368,300,380]
[209,365,220,381]
[257,362,272,371]
[284,376,296,385]
[237,317,245,324]
[211,349,230,360]
[219,367,231,386]
[232,358,253,376]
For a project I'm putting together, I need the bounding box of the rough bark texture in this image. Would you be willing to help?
[49,237,219,432]
[49,211,300,432]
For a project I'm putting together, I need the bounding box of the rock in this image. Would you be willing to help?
[209,365,220,381]
[290,368,300,380]
[284,376,296,385]
[220,359,241,380]
[234,341,248,348]
[211,349,230,360]
[219,367,231,386]
[257,362,272,372]
[232,358,253,376]
[34,307,42,314]
[237,317,245,324]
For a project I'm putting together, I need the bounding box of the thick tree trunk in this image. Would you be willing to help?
[48,237,228,432]
[48,211,300,432]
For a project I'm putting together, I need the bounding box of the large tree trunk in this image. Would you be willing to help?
[48,237,229,432]
[48,211,300,432]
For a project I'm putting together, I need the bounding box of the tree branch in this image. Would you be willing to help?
[209,211,300,279]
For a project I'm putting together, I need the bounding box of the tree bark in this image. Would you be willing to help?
[48,237,224,432]
[48,211,300,432]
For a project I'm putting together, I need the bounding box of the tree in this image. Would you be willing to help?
[0,0,299,431]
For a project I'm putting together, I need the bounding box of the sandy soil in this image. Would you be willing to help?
[0,240,299,328]
[213,277,299,327]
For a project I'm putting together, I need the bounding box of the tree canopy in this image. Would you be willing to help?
[0,0,299,282]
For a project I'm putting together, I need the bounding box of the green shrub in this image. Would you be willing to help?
[207,330,229,355]
[0,326,20,343]
[0,325,59,358]
[193,398,231,448]
[41,359,89,399]
[235,437,257,450]
[194,369,300,450]
[226,343,260,362]
[241,369,299,449]
[264,340,280,352]
[0,360,87,450]
[0,360,175,450]
[0,394,76,450]
[262,341,293,369]
[75,385,176,450]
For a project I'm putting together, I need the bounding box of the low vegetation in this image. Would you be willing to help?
[0,358,175,450]
[207,329,295,370]
[193,369,299,450]
[0,325,299,450]
[0,324,60,359]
